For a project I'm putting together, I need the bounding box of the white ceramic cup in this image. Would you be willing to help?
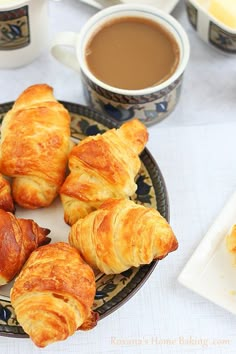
[0,0,48,69]
[51,4,190,125]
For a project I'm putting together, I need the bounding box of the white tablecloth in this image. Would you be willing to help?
[1,1,236,353]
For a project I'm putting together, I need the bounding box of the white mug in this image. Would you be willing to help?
[0,0,48,69]
[51,4,190,125]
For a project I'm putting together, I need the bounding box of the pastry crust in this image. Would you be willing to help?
[0,173,14,213]
[226,224,236,253]
[0,84,71,209]
[69,198,178,274]
[0,209,50,285]
[10,242,97,348]
[60,119,148,225]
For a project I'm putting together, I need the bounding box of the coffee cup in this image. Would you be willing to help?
[0,0,48,69]
[51,4,190,125]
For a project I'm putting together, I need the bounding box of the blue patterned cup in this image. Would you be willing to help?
[0,0,48,69]
[51,4,190,126]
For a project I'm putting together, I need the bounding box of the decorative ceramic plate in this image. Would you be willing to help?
[178,191,236,315]
[79,0,180,13]
[0,102,169,338]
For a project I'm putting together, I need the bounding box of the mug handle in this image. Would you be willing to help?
[51,32,81,72]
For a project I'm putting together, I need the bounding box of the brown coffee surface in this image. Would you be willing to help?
[85,16,180,90]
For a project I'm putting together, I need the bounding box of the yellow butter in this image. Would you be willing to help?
[209,0,236,29]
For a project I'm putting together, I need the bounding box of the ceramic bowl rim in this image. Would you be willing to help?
[77,4,190,97]
[0,0,40,10]
[187,0,236,34]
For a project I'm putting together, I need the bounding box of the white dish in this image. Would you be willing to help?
[79,0,180,13]
[178,191,236,315]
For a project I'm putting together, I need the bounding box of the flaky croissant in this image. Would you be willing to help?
[0,173,14,213]
[11,242,97,348]
[0,209,50,285]
[69,198,178,274]
[0,84,71,209]
[226,224,236,253]
[60,119,148,225]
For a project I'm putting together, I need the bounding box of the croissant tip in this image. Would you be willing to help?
[39,236,51,247]
[171,238,179,252]
[44,236,51,245]
[42,227,51,236]
[78,311,99,331]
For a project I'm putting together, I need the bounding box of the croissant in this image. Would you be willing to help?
[226,224,236,253]
[0,173,14,213]
[0,209,50,285]
[10,242,97,348]
[0,84,71,209]
[69,198,178,274]
[60,119,148,225]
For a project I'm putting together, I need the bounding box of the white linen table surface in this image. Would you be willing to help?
[1,0,236,353]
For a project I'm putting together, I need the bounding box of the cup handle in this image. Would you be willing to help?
[51,32,81,72]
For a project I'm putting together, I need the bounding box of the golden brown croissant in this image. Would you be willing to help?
[0,84,71,209]
[10,242,97,348]
[69,198,178,274]
[0,209,50,285]
[60,119,148,225]
[226,224,236,253]
[0,173,14,213]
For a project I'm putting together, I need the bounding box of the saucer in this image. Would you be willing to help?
[79,0,180,13]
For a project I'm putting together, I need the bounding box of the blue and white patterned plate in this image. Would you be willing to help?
[0,102,169,338]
